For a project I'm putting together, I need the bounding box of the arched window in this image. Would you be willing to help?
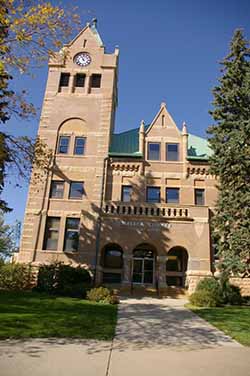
[103,244,123,269]
[57,118,87,155]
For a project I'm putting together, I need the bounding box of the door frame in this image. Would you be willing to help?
[132,255,155,286]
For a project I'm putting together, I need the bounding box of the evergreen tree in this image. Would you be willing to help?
[208,29,250,276]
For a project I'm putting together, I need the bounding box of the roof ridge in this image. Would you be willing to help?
[112,124,150,136]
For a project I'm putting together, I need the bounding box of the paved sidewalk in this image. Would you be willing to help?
[109,297,250,376]
[0,298,250,376]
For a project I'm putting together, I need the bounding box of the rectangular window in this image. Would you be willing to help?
[91,74,101,88]
[64,218,80,252]
[166,188,180,203]
[121,185,132,202]
[166,143,179,161]
[195,189,205,205]
[75,73,86,87]
[74,137,86,155]
[146,187,161,203]
[148,143,160,160]
[43,217,60,250]
[50,181,64,199]
[69,182,85,199]
[59,73,70,87]
[58,136,70,154]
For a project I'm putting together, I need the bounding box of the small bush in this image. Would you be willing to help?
[86,287,118,304]
[35,262,92,297]
[57,282,89,298]
[189,290,219,307]
[222,283,242,305]
[0,262,33,291]
[196,277,221,294]
[189,277,223,307]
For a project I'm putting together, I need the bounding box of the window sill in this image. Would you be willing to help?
[147,160,182,164]
[56,154,87,158]
[49,198,83,202]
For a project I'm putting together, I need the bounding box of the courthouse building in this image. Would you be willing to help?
[18,21,219,293]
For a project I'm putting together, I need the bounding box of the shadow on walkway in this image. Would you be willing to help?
[113,298,239,352]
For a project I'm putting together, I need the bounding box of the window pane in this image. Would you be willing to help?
[74,137,86,155]
[50,181,64,199]
[58,136,70,154]
[166,188,179,203]
[146,187,161,203]
[91,74,101,88]
[166,143,179,161]
[64,218,80,252]
[148,143,160,160]
[43,217,60,250]
[121,185,132,202]
[59,73,70,87]
[69,182,84,199]
[75,74,85,87]
[195,189,205,205]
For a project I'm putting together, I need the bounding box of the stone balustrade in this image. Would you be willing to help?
[103,202,191,219]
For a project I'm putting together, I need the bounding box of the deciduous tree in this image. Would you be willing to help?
[0,0,81,211]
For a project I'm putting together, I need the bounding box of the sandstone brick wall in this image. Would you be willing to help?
[230,278,250,297]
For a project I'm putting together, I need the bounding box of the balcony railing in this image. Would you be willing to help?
[103,202,190,219]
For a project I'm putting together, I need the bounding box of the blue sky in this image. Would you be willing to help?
[2,0,250,227]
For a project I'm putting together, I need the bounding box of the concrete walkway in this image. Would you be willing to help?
[0,297,250,376]
[109,297,250,376]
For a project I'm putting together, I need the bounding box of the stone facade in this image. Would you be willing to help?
[18,22,249,294]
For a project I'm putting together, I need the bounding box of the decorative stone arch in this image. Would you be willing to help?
[133,242,157,258]
[101,243,123,284]
[58,117,87,135]
[166,246,189,287]
[56,118,87,155]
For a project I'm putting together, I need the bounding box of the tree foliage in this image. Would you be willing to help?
[0,211,15,259]
[0,0,81,211]
[208,29,250,276]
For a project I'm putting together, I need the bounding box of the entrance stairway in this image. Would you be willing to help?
[111,285,188,299]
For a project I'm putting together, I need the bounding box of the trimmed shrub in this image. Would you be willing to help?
[0,262,33,291]
[87,287,118,304]
[35,262,92,297]
[189,277,223,307]
[221,283,242,305]
[189,290,219,307]
[57,282,89,299]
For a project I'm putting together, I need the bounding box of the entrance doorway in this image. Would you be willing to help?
[166,246,188,287]
[132,245,156,285]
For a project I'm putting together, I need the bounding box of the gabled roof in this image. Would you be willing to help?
[109,126,212,160]
[67,22,104,47]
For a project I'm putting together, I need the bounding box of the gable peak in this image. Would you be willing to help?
[67,18,104,48]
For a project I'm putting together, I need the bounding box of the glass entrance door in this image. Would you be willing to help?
[132,257,154,284]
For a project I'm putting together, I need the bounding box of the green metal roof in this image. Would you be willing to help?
[187,134,212,161]
[109,126,212,160]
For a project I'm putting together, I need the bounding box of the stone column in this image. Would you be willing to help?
[122,254,132,285]
[157,255,167,288]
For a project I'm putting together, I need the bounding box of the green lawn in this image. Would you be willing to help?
[0,291,117,340]
[189,305,250,346]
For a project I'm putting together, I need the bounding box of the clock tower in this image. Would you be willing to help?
[18,21,119,267]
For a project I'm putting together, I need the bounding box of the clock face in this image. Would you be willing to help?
[74,52,91,67]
